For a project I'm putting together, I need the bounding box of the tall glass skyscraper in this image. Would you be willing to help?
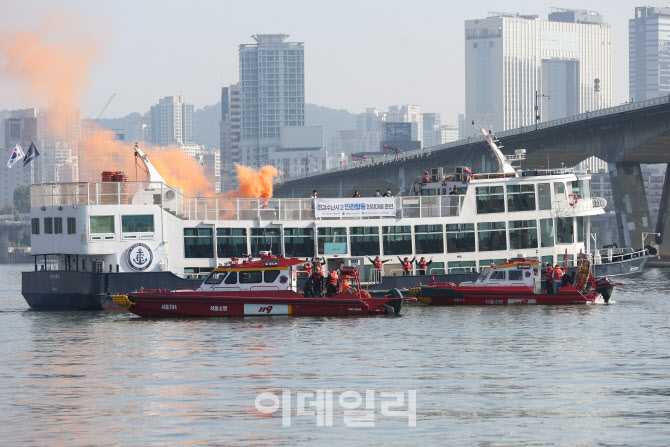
[239,34,305,168]
[630,7,670,102]
[465,9,611,134]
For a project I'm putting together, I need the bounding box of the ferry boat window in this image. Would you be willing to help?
[414,225,444,254]
[490,270,505,280]
[507,184,536,212]
[250,228,280,256]
[224,271,238,284]
[477,222,507,252]
[204,272,227,285]
[508,270,523,281]
[90,216,114,234]
[554,182,565,199]
[67,217,76,234]
[570,180,582,199]
[44,217,53,234]
[541,255,553,266]
[318,227,347,255]
[240,271,263,284]
[421,189,437,196]
[122,215,154,233]
[508,220,538,250]
[578,179,591,199]
[382,226,412,255]
[446,224,475,253]
[264,270,280,283]
[540,218,554,247]
[476,186,505,214]
[31,218,40,235]
[448,260,476,273]
[217,228,248,258]
[576,216,584,243]
[54,217,63,234]
[350,227,380,257]
[284,228,315,258]
[538,183,551,210]
[184,228,214,258]
[556,217,574,244]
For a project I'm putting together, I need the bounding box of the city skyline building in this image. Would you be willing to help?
[387,105,422,146]
[465,8,612,135]
[629,6,670,101]
[1,109,39,209]
[219,83,241,179]
[150,95,195,147]
[239,34,305,168]
[422,113,441,148]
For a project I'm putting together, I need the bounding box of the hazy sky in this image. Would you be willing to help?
[0,0,654,124]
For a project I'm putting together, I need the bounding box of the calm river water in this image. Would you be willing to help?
[1,263,670,446]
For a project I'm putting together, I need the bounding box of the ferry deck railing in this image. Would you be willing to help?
[30,182,466,221]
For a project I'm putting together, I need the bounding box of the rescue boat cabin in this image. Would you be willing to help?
[468,256,542,293]
[199,252,303,293]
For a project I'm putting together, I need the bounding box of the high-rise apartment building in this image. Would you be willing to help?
[239,34,305,168]
[465,9,611,134]
[356,108,386,153]
[387,105,422,146]
[630,7,670,101]
[2,109,39,208]
[422,113,441,148]
[150,95,194,147]
[219,83,241,177]
[436,125,459,144]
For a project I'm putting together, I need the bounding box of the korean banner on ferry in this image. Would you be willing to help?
[314,198,396,218]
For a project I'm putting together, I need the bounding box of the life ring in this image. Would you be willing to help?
[463,169,472,182]
[568,194,578,207]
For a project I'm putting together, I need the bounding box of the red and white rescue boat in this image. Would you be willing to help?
[409,256,618,305]
[113,253,408,317]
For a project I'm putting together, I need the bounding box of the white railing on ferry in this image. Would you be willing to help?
[552,197,607,216]
[30,182,465,221]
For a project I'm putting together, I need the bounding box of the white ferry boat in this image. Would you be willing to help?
[22,127,648,310]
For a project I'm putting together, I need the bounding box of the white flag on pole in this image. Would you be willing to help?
[7,144,25,168]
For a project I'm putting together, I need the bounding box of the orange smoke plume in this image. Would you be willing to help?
[225,164,279,198]
[148,148,215,197]
[0,15,100,139]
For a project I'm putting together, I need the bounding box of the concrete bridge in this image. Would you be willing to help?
[274,96,670,256]
[0,221,30,263]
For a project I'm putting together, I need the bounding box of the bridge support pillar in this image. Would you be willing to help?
[655,163,670,257]
[0,229,8,264]
[608,162,653,250]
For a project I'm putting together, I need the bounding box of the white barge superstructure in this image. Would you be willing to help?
[22,131,647,310]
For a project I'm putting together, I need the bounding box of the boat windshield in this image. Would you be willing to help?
[477,270,490,282]
[204,271,227,285]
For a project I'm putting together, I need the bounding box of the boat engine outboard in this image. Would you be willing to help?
[595,277,615,303]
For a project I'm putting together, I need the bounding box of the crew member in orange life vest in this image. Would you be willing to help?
[415,256,433,275]
[326,270,339,297]
[552,265,564,294]
[311,257,326,297]
[544,264,553,294]
[367,256,391,271]
[397,256,416,275]
[303,262,313,276]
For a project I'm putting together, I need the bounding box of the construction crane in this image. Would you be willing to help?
[94,93,116,122]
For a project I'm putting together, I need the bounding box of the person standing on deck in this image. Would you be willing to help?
[416,256,433,275]
[367,256,391,281]
[398,256,415,275]
[544,264,553,294]
[553,265,564,294]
